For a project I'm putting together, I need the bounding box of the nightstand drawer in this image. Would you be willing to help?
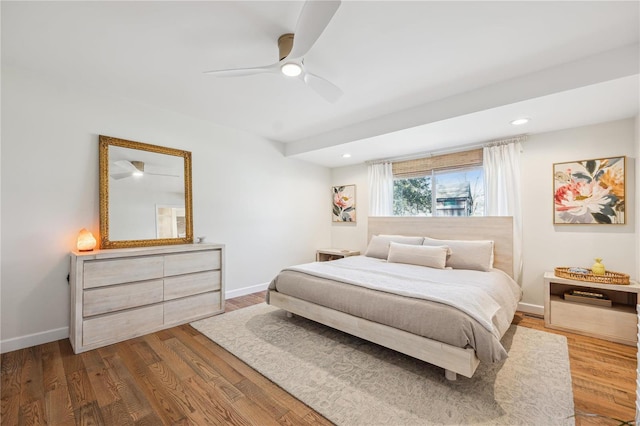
[550,298,637,343]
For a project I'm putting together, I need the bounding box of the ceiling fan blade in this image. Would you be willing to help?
[114,160,138,172]
[288,0,341,59]
[146,172,180,178]
[110,172,133,180]
[203,62,280,77]
[304,72,343,103]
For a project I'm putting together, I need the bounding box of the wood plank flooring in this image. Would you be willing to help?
[1,291,636,425]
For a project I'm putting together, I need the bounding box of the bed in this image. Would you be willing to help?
[267,216,521,380]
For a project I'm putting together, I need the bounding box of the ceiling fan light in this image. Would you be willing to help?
[281,62,302,77]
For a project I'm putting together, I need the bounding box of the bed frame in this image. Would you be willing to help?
[268,216,514,380]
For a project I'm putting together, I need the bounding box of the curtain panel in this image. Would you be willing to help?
[483,142,523,282]
[368,162,394,216]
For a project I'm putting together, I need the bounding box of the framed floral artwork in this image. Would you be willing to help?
[332,185,356,222]
[553,156,625,224]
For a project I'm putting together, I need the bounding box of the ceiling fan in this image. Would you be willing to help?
[204,0,343,103]
[110,160,180,180]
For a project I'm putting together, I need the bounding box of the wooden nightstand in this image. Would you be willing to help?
[316,248,360,262]
[544,271,639,346]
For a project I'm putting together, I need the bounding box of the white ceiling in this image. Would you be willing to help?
[3,1,638,168]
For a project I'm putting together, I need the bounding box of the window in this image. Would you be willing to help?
[392,149,484,217]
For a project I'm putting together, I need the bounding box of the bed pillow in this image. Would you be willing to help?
[364,235,424,259]
[422,237,494,272]
[387,242,451,269]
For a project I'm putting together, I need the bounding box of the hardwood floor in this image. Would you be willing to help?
[1,291,636,425]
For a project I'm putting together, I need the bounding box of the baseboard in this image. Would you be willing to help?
[518,302,544,317]
[1,326,69,354]
[225,282,269,300]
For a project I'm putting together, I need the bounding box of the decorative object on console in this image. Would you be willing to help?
[76,228,97,251]
[553,156,625,224]
[332,184,356,222]
[591,258,606,275]
[554,266,630,285]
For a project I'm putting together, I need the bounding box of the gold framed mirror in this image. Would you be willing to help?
[99,135,193,248]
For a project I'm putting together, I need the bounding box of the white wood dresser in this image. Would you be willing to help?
[69,244,224,353]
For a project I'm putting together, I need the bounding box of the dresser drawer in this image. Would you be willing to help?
[83,279,164,317]
[164,292,221,325]
[164,250,221,276]
[164,271,221,301]
[84,256,164,288]
[83,304,163,347]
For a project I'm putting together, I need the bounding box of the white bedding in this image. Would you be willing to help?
[285,255,521,339]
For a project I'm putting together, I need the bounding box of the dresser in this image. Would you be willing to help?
[69,244,224,353]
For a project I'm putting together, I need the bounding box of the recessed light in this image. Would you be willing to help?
[342,153,352,158]
[510,118,530,126]
[281,62,302,77]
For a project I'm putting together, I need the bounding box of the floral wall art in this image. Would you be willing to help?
[553,156,625,224]
[332,185,356,222]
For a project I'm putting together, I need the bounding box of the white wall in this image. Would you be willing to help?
[1,67,331,352]
[330,163,369,252]
[521,119,636,307]
[330,118,638,309]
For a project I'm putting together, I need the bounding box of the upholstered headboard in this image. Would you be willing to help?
[367,216,514,278]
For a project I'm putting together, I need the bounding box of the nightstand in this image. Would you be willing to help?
[316,248,360,262]
[544,271,639,346]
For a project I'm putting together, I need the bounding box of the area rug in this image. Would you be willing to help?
[191,303,575,425]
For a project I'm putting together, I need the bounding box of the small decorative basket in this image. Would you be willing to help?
[554,267,630,285]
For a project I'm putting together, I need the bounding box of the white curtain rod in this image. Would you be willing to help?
[366,134,528,165]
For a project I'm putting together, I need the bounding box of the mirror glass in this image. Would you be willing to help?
[99,135,193,248]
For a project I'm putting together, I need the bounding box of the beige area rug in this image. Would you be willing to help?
[191,303,575,425]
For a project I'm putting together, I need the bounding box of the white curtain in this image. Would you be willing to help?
[368,162,394,216]
[483,142,523,283]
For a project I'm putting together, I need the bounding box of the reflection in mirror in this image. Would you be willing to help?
[99,135,193,248]
[156,205,186,238]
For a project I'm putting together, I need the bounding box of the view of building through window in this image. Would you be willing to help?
[393,166,484,216]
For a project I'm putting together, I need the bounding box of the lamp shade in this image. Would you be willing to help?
[77,228,97,251]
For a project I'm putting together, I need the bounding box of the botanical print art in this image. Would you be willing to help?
[553,156,625,224]
[332,185,356,222]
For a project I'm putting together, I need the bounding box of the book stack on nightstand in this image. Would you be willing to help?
[316,248,360,262]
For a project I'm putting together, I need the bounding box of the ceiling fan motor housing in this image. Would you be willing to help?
[131,161,144,172]
[278,33,295,60]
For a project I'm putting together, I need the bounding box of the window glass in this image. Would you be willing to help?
[393,166,484,217]
[393,176,432,216]
[434,167,484,216]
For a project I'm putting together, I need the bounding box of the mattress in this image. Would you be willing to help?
[268,256,521,363]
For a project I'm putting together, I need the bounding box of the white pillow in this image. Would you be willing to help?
[422,237,494,272]
[364,235,424,259]
[387,242,451,269]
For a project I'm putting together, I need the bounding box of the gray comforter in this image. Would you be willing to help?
[267,256,522,362]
